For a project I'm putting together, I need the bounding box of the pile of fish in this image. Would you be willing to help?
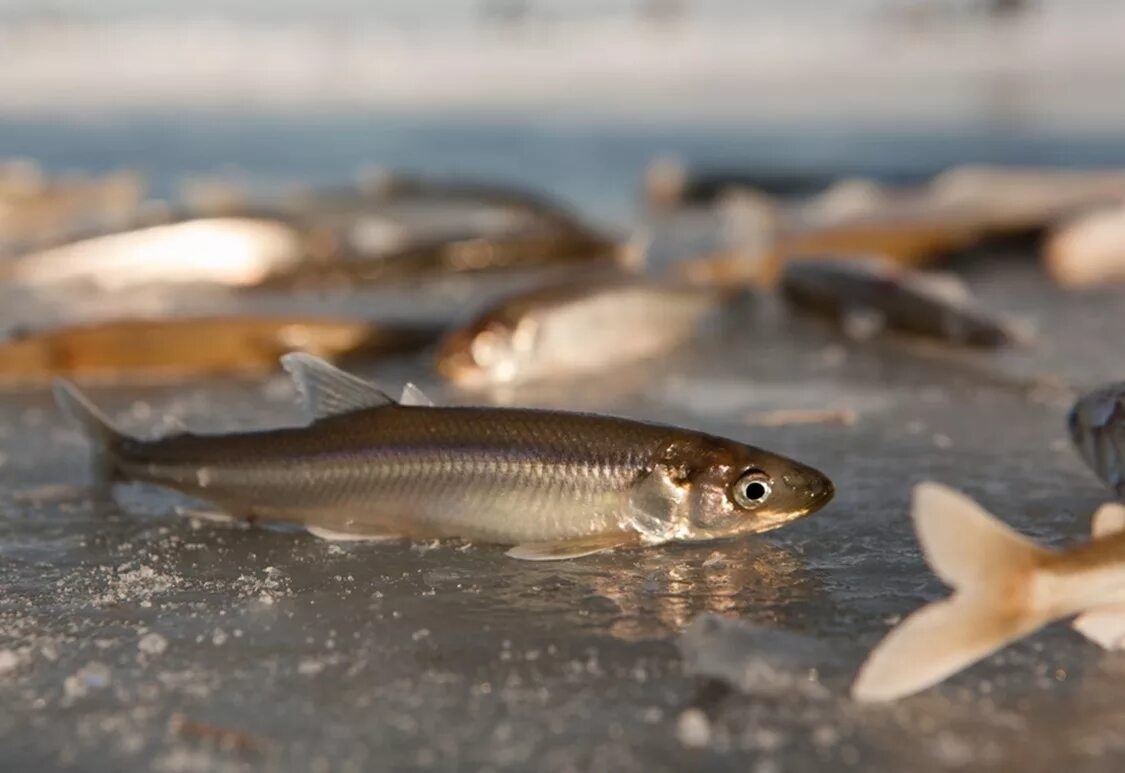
[4,157,1125,705]
[655,159,1125,288]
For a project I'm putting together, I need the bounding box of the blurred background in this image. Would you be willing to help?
[4,0,1125,222]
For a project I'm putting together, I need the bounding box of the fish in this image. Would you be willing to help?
[363,173,593,234]
[852,483,1125,702]
[670,204,980,291]
[643,157,929,207]
[436,277,736,387]
[3,217,307,290]
[774,214,978,270]
[264,227,629,287]
[928,165,1125,236]
[1069,383,1125,497]
[284,173,592,236]
[1045,206,1125,288]
[53,353,834,560]
[0,316,440,387]
[779,254,1020,347]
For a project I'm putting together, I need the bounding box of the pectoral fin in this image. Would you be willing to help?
[625,464,689,542]
[174,506,237,523]
[1073,605,1125,650]
[506,533,637,561]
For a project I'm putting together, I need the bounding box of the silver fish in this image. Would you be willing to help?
[853,483,1125,702]
[4,218,305,290]
[1069,383,1125,497]
[436,278,737,388]
[54,354,834,560]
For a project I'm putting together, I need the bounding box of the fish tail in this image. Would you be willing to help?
[53,379,126,483]
[852,482,1051,702]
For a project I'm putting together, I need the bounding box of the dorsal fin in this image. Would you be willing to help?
[280,353,394,419]
[1092,503,1125,538]
[399,383,435,407]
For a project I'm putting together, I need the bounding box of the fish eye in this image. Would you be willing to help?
[732,471,772,509]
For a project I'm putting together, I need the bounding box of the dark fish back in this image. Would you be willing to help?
[113,405,680,471]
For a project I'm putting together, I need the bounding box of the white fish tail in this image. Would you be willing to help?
[1071,503,1125,649]
[53,379,126,483]
[852,482,1051,702]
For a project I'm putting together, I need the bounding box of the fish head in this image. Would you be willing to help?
[656,437,835,539]
[436,314,539,388]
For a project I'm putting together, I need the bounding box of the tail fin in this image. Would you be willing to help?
[852,483,1052,702]
[53,379,124,482]
[1071,503,1125,649]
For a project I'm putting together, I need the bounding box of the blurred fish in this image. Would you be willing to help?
[0,316,440,387]
[929,165,1125,236]
[853,483,1125,702]
[643,157,928,207]
[266,227,631,287]
[361,172,592,233]
[55,354,834,560]
[436,277,735,387]
[776,212,978,269]
[671,203,979,290]
[1069,383,1125,497]
[1045,206,1125,288]
[3,217,308,290]
[665,164,1125,283]
[279,173,593,252]
[779,255,1020,347]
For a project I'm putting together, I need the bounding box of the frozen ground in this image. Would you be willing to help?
[1,111,1125,770]
[0,232,1123,770]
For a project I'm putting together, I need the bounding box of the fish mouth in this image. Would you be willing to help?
[782,467,835,516]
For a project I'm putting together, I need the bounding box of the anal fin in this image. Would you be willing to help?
[306,526,403,543]
[506,533,636,561]
[174,506,238,523]
[1073,605,1125,650]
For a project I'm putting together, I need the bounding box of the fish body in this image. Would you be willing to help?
[929,165,1125,235]
[437,278,734,387]
[268,228,625,287]
[1069,383,1125,497]
[366,174,592,234]
[643,158,930,207]
[780,255,1017,347]
[54,354,833,560]
[0,316,439,386]
[4,218,305,289]
[852,483,1125,702]
[285,174,590,235]
[776,215,977,269]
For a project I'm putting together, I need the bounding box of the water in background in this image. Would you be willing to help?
[8,115,1125,226]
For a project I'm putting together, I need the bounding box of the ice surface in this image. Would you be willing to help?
[1,243,1121,771]
[1,118,1125,771]
[678,613,839,700]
